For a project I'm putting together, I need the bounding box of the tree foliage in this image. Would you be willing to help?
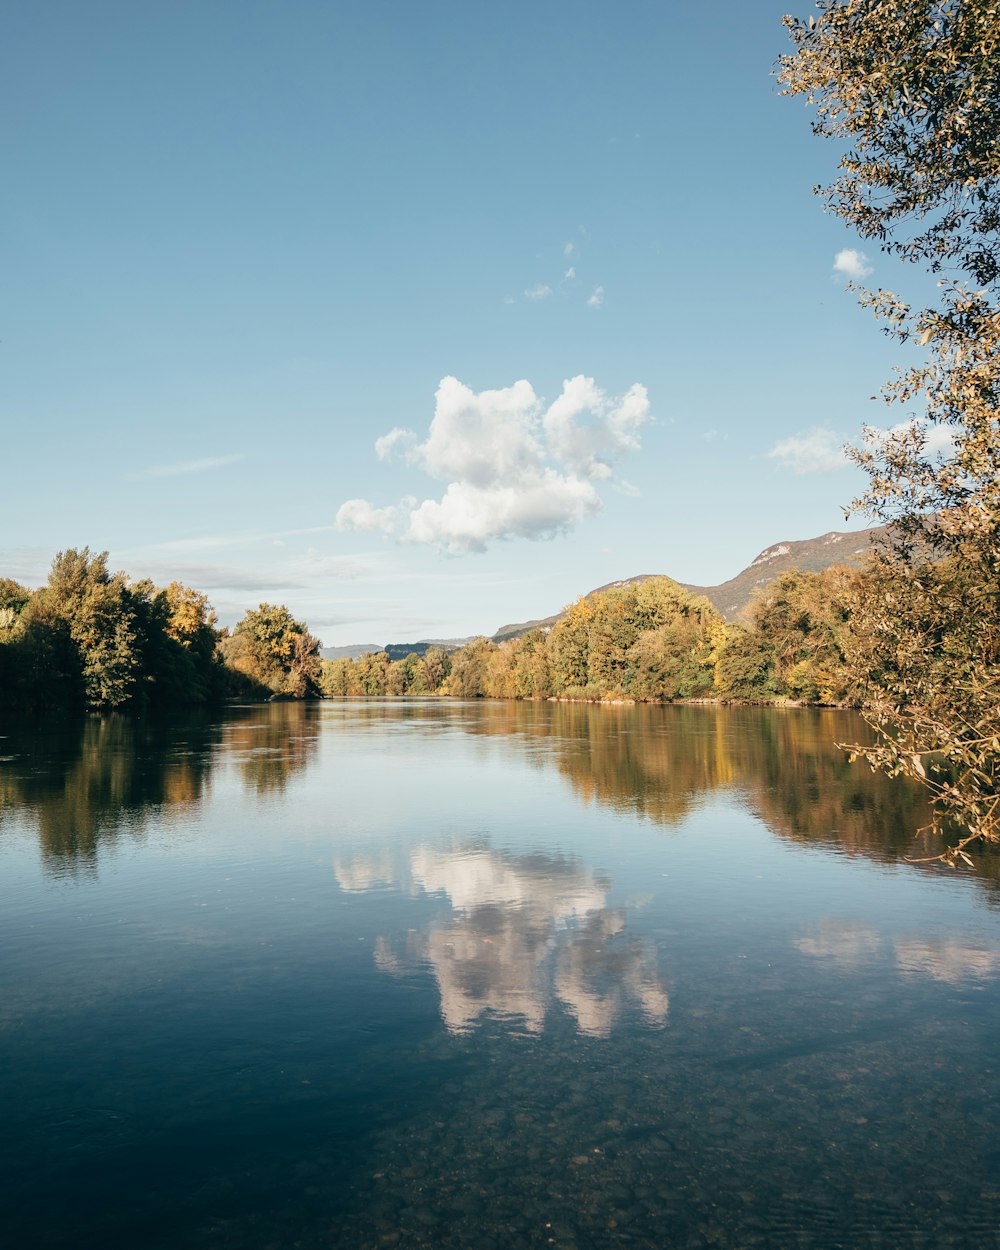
[781,0,1000,860]
[221,603,322,699]
[0,551,323,711]
[778,0,1000,286]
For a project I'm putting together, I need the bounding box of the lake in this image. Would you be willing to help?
[3,700,1000,1249]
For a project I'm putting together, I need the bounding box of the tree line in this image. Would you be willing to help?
[322,566,867,705]
[0,548,322,711]
[0,545,882,712]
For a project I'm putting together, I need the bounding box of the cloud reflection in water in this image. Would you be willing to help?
[795,918,1000,985]
[337,844,668,1037]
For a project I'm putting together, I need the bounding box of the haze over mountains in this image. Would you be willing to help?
[320,523,888,659]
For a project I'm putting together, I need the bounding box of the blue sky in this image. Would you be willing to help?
[3,0,924,644]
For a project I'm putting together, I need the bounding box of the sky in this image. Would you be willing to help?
[2,0,932,645]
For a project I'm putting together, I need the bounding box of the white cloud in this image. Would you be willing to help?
[833,248,873,280]
[587,285,604,309]
[564,242,576,257]
[768,427,847,474]
[564,266,576,281]
[127,454,244,481]
[543,375,649,481]
[524,284,552,300]
[335,499,399,536]
[374,427,417,460]
[406,473,601,553]
[336,375,651,554]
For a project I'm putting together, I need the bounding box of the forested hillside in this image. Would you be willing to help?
[323,565,864,705]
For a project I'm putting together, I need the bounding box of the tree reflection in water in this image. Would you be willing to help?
[4,698,998,895]
[460,700,995,876]
[0,712,221,874]
[220,702,320,794]
[0,703,320,874]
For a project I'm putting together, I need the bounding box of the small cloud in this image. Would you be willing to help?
[796,921,881,969]
[896,938,1000,985]
[586,286,604,310]
[503,295,516,305]
[768,427,847,474]
[375,427,417,460]
[127,454,244,481]
[564,266,576,281]
[833,248,873,280]
[524,284,553,301]
[335,499,398,536]
[564,242,576,257]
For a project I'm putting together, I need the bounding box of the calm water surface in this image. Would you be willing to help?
[2,701,1000,1249]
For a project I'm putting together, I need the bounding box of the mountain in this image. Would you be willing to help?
[319,642,386,660]
[321,523,890,658]
[488,524,890,641]
[320,637,475,661]
[680,524,889,620]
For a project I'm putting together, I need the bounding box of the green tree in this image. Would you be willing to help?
[780,0,1000,860]
[548,578,724,700]
[32,548,143,709]
[447,637,497,697]
[353,649,391,695]
[321,657,357,696]
[715,627,781,703]
[419,647,451,693]
[221,603,321,698]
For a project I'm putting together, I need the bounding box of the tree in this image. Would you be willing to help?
[419,647,451,693]
[447,637,497,698]
[320,657,357,696]
[32,548,143,709]
[778,0,1000,287]
[221,603,321,698]
[780,0,1000,861]
[548,578,724,700]
[354,649,391,695]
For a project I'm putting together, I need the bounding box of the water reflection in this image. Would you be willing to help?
[448,700,1000,892]
[345,844,669,1036]
[220,702,320,794]
[459,701,935,854]
[0,713,220,874]
[0,703,320,873]
[796,918,1000,984]
[5,700,1000,897]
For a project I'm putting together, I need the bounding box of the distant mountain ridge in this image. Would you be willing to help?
[681,524,888,620]
[320,523,889,659]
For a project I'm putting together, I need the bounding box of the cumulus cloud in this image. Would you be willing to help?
[564,266,576,280]
[768,427,847,474]
[374,427,417,460]
[564,241,576,257]
[335,499,399,536]
[336,375,651,554]
[524,284,553,300]
[833,248,873,280]
[587,285,605,309]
